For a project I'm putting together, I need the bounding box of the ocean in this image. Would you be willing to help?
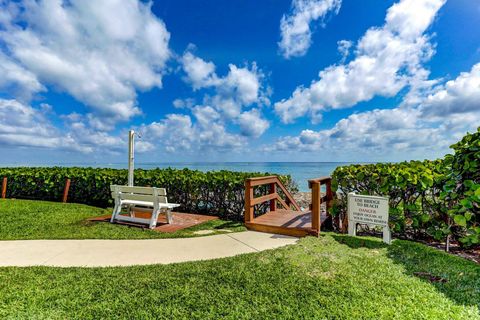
[105,162,356,192]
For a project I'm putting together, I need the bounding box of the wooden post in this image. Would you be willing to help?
[326,179,333,216]
[1,177,6,199]
[310,181,321,235]
[269,183,277,212]
[244,179,254,223]
[62,178,71,203]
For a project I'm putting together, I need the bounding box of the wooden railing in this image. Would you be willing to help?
[244,176,301,223]
[308,176,334,233]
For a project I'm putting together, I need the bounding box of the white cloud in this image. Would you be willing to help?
[279,0,342,59]
[180,49,271,139]
[337,39,352,63]
[275,0,446,123]
[0,0,171,122]
[420,63,480,118]
[267,61,480,160]
[0,52,44,100]
[140,106,245,153]
[0,98,137,154]
[237,109,270,138]
[181,51,219,90]
[0,99,87,151]
[172,98,196,109]
[181,50,267,119]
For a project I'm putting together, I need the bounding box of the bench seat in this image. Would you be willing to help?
[110,185,180,229]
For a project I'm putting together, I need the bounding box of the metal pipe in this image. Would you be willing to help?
[128,130,135,186]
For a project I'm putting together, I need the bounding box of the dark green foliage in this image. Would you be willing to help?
[440,128,480,246]
[332,160,445,236]
[332,128,480,246]
[0,167,295,220]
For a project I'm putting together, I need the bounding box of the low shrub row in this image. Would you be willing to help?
[0,167,296,221]
[332,128,480,247]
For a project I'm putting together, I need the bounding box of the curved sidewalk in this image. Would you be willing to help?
[0,231,298,268]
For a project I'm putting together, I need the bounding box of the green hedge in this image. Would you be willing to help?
[440,128,480,246]
[332,160,445,235]
[0,167,296,221]
[332,128,480,246]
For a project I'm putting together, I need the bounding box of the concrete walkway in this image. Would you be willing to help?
[0,231,298,268]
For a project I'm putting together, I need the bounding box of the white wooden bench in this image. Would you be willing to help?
[110,185,180,229]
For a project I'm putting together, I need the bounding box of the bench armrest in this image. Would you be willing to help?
[159,203,181,209]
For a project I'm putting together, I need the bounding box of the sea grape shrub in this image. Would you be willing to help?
[332,160,444,237]
[0,167,296,221]
[440,128,480,246]
[332,127,480,247]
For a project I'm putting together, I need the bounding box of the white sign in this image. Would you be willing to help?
[347,193,391,244]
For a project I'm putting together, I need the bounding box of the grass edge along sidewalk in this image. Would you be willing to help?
[0,234,479,319]
[0,199,245,240]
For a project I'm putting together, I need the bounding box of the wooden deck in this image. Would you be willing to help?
[245,209,328,237]
[88,211,218,233]
[244,176,333,237]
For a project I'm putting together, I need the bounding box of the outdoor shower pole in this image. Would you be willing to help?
[128,130,135,186]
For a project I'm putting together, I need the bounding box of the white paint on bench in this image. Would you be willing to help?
[110,185,180,229]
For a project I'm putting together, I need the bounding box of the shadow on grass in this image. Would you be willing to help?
[212,221,244,230]
[331,234,388,249]
[331,233,480,311]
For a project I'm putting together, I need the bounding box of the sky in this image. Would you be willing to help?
[0,0,479,164]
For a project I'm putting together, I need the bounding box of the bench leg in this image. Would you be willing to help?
[149,208,160,229]
[110,203,121,223]
[166,208,173,224]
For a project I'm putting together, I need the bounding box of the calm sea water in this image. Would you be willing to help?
[104,162,356,192]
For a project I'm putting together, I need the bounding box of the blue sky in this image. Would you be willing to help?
[0,0,479,164]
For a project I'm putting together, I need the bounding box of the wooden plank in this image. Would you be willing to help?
[1,177,6,199]
[119,193,167,203]
[311,181,321,233]
[269,183,277,212]
[254,210,311,228]
[110,185,167,196]
[245,222,311,237]
[114,215,151,225]
[246,175,277,181]
[251,193,278,206]
[275,181,301,211]
[249,176,277,186]
[308,176,332,187]
[62,178,71,203]
[244,179,254,222]
[276,195,290,211]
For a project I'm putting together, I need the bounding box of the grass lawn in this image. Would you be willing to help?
[0,199,245,240]
[0,234,479,319]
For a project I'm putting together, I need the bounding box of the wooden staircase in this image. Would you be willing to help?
[244,176,333,237]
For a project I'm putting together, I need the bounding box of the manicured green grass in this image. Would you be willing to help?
[0,199,245,240]
[0,234,479,319]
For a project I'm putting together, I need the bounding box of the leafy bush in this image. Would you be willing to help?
[0,167,296,221]
[440,128,480,246]
[332,127,480,247]
[332,160,445,236]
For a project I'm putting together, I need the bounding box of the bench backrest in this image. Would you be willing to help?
[110,185,168,204]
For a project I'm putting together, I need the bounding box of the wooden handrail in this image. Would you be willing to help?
[308,176,332,186]
[244,176,300,222]
[308,176,333,234]
[251,193,278,206]
[248,176,278,186]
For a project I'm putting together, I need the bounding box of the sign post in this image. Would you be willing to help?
[347,193,391,244]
